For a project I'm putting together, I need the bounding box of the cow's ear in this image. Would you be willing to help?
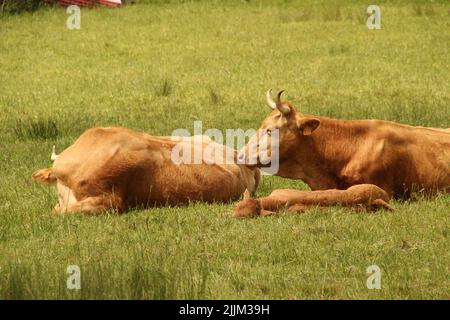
[297,118,320,136]
[243,189,252,200]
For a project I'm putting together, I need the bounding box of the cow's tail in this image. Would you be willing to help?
[32,146,59,185]
[32,168,57,185]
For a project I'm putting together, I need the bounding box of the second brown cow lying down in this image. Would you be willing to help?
[231,184,391,218]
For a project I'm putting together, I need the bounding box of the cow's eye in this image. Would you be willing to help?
[266,129,272,136]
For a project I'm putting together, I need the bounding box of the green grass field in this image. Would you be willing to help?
[1,0,449,299]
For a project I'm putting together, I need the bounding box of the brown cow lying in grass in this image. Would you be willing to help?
[231,184,391,218]
[32,127,259,214]
[238,90,450,198]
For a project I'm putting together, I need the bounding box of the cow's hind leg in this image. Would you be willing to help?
[54,195,124,215]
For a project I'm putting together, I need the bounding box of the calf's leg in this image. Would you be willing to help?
[287,204,309,213]
[369,198,392,211]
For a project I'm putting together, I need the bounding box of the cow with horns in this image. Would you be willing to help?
[238,90,450,198]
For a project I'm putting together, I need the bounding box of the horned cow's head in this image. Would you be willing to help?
[238,90,321,170]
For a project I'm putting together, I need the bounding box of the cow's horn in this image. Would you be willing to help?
[276,90,291,115]
[266,89,277,110]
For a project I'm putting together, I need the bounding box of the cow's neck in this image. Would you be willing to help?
[277,116,367,190]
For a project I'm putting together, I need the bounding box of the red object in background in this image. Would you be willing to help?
[98,0,121,7]
[57,0,121,7]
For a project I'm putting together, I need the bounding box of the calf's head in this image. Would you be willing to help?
[230,189,273,218]
[237,90,321,173]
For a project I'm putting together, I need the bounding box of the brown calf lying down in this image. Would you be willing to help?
[231,184,391,218]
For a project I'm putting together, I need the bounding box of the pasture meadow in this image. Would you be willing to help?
[0,0,449,299]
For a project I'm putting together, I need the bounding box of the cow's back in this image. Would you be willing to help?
[366,121,450,196]
[126,135,256,205]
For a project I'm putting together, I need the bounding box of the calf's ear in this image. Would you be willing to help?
[296,118,320,136]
